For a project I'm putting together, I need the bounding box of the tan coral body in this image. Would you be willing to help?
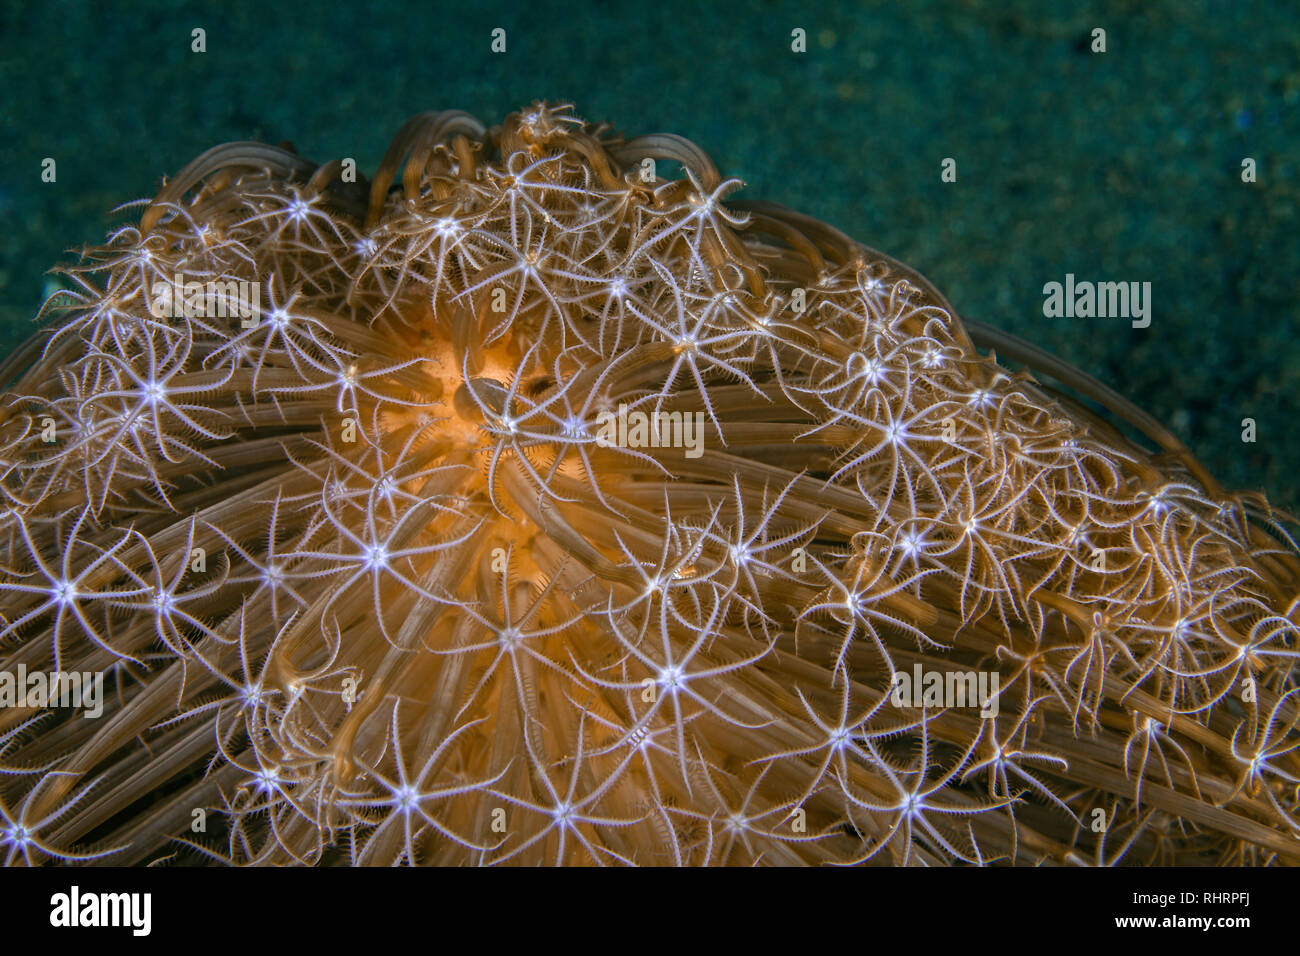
[0,103,1297,866]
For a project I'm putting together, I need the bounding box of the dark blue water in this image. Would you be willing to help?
[2,0,1296,509]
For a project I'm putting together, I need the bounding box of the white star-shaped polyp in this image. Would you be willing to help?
[898,530,925,557]
[51,580,78,605]
[286,195,311,223]
[1245,753,1265,782]
[560,416,587,440]
[434,217,461,239]
[142,379,166,406]
[729,542,753,567]
[991,746,1011,773]
[657,664,685,693]
[1147,491,1173,519]
[251,766,281,798]
[828,726,852,751]
[374,475,398,503]
[238,681,267,707]
[362,544,389,571]
[847,353,883,384]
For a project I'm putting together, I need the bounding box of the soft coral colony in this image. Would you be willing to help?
[0,102,1297,866]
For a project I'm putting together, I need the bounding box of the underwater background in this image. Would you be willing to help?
[1,0,1296,510]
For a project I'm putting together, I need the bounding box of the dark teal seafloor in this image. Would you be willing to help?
[1,0,1296,510]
